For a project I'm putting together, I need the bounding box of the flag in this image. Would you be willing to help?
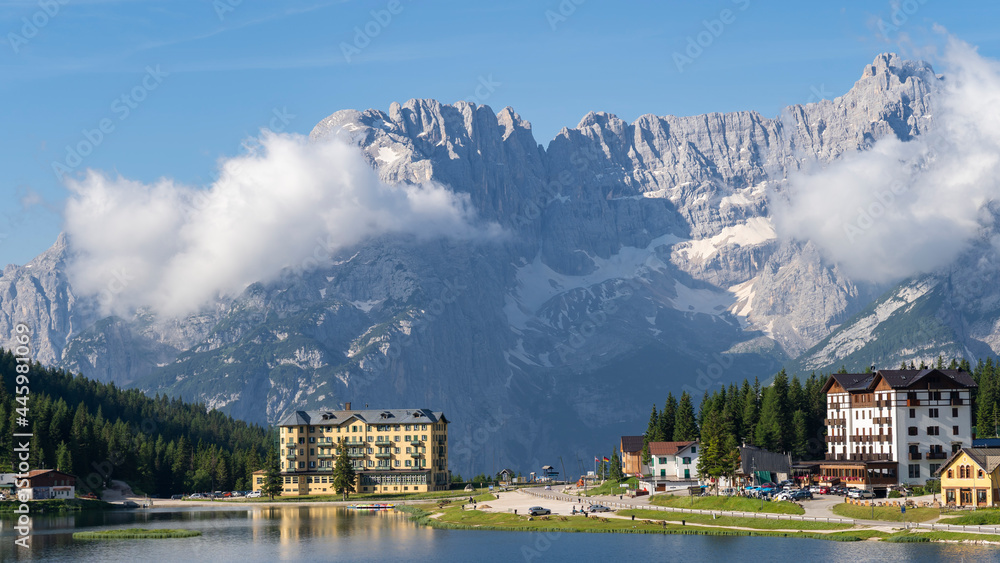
[594,457,598,462]
[602,456,610,462]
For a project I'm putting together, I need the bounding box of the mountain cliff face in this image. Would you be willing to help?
[4,53,993,476]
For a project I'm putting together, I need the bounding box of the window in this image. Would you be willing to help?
[954,426,960,436]
[298,437,305,444]
[979,489,988,504]
[309,448,314,455]
[930,464,940,475]
[927,427,940,436]
[908,464,921,479]
[909,408,915,418]
[658,457,666,464]
[309,426,315,433]
[691,446,697,453]
[929,408,939,418]
[947,469,954,479]
[683,457,691,465]
[946,489,956,504]
[908,427,918,436]
[405,460,412,467]
[953,408,959,417]
[979,469,985,479]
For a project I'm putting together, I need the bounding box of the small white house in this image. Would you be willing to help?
[673,442,700,480]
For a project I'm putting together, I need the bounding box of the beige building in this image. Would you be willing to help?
[254,404,449,496]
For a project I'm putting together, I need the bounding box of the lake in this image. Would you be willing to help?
[1,505,998,562]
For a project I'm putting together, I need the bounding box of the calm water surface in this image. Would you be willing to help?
[0,505,998,562]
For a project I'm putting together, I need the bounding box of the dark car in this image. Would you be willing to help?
[528,506,551,516]
[588,505,613,512]
[791,490,813,500]
[171,494,183,500]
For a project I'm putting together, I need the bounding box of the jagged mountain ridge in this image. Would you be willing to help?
[3,53,987,476]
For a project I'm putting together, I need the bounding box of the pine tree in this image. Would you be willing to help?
[645,405,663,442]
[754,371,790,452]
[55,441,72,473]
[262,448,283,500]
[673,392,699,441]
[332,439,357,500]
[659,394,677,442]
[741,379,760,442]
[791,410,810,459]
[609,447,624,482]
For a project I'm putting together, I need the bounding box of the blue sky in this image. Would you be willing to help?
[1,0,998,265]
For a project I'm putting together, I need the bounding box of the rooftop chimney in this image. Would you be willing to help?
[345,402,351,411]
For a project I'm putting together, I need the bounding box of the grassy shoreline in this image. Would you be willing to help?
[395,504,1000,546]
[0,498,112,514]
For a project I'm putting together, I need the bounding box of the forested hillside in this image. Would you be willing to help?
[0,350,274,496]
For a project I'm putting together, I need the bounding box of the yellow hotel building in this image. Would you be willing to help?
[254,403,449,495]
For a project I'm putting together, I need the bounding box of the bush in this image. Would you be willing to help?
[911,486,925,496]
[925,479,941,494]
[887,491,901,498]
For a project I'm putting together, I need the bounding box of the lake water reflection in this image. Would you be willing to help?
[1,505,999,562]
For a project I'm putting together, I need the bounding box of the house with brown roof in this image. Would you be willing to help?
[650,441,699,479]
[18,469,77,500]
[620,436,645,476]
[820,368,975,492]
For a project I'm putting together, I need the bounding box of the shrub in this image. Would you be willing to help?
[925,479,941,494]
[911,486,926,496]
[887,491,901,498]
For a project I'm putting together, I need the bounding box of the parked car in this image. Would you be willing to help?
[817,486,830,495]
[588,505,613,513]
[847,488,874,499]
[791,490,813,501]
[544,485,551,491]
[528,506,551,516]
[170,494,183,500]
[246,491,261,498]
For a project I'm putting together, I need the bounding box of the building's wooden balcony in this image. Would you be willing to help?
[909,452,922,461]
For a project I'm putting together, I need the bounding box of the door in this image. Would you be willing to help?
[684,469,690,479]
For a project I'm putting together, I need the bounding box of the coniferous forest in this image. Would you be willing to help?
[0,350,274,497]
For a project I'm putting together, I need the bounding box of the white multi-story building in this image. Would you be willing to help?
[821,369,976,490]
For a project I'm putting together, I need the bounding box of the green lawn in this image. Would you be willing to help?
[938,509,1000,525]
[398,505,876,542]
[615,509,850,531]
[831,502,939,522]
[576,477,639,497]
[648,494,805,515]
[73,528,201,539]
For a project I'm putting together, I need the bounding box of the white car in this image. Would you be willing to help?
[246,491,261,498]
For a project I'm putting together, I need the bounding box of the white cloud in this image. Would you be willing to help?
[771,36,1000,283]
[64,131,500,317]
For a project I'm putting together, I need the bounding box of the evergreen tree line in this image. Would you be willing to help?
[642,371,830,465]
[638,356,997,480]
[0,350,274,496]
